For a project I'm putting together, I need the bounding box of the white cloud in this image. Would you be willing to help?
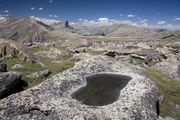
[3,10,9,13]
[30,7,34,10]
[49,15,58,18]
[157,21,166,25]
[119,14,123,17]
[30,16,61,25]
[98,18,113,25]
[79,18,82,21]
[72,17,180,30]
[140,19,148,23]
[39,8,43,10]
[84,19,88,22]
[98,18,109,21]
[141,23,149,27]
[127,14,135,18]
[53,15,58,18]
[49,0,53,3]
[175,17,180,21]
[73,17,139,27]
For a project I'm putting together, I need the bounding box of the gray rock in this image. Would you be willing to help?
[104,50,117,57]
[73,47,87,53]
[170,42,180,49]
[0,62,6,72]
[104,49,135,57]
[34,51,48,59]
[158,95,165,105]
[12,64,24,69]
[0,56,158,120]
[136,49,163,64]
[176,54,180,61]
[153,55,180,80]
[131,54,146,60]
[47,48,62,59]
[176,104,180,109]
[26,69,50,78]
[0,72,22,99]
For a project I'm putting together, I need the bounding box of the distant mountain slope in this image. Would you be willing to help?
[51,21,75,33]
[70,23,173,39]
[0,17,54,43]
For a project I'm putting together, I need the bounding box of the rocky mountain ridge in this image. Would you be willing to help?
[0,17,54,43]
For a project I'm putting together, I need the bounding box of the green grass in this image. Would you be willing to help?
[4,58,75,88]
[4,59,46,88]
[42,58,75,75]
[4,59,44,74]
[146,68,180,119]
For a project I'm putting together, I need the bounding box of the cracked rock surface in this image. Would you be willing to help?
[0,56,158,120]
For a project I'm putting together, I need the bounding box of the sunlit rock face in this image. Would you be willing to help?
[72,73,131,106]
[0,56,158,120]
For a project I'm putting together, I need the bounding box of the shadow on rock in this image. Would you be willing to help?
[0,72,28,99]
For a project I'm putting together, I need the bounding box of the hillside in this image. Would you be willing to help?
[0,17,54,43]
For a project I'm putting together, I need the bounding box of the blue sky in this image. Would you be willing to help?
[0,0,180,29]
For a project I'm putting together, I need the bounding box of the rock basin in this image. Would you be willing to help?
[72,73,131,106]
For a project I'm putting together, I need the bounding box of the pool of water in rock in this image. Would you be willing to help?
[71,73,132,106]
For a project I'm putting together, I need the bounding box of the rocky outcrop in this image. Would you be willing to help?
[170,42,180,50]
[47,48,62,59]
[26,69,50,78]
[34,51,48,59]
[0,39,34,62]
[135,49,164,64]
[0,72,23,99]
[153,56,180,80]
[104,49,135,57]
[0,56,158,120]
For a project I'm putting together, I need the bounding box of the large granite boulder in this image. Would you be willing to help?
[135,49,164,64]
[0,56,158,120]
[0,72,22,99]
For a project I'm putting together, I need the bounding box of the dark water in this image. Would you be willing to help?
[71,73,131,106]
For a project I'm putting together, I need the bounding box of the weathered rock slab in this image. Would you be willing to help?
[0,56,158,120]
